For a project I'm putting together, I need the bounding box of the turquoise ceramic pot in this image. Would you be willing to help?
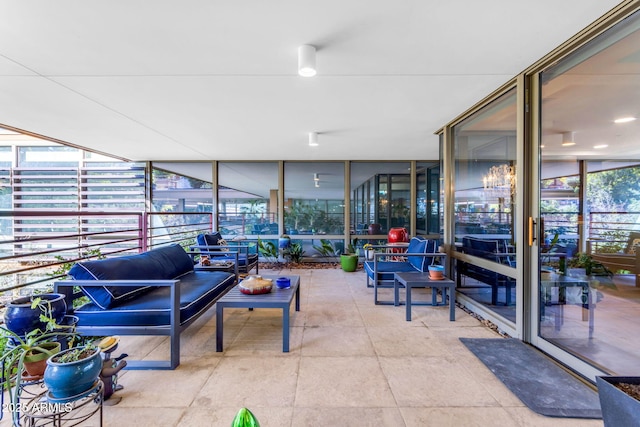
[44,347,102,400]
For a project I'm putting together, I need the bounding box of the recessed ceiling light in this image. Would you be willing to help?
[562,142,576,146]
[614,117,637,123]
[594,144,608,149]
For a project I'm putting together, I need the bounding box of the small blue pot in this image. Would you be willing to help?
[44,347,102,400]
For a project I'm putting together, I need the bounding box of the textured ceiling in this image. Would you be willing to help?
[0,0,624,162]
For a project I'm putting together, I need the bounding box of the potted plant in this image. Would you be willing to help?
[0,297,77,424]
[567,252,612,276]
[340,238,359,272]
[3,293,67,338]
[596,376,640,427]
[44,344,102,400]
[363,243,375,261]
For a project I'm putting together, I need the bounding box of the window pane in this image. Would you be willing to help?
[218,162,278,236]
[284,162,344,235]
[538,9,640,375]
[350,162,411,236]
[453,88,517,320]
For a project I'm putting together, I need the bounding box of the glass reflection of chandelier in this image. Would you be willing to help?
[483,164,516,199]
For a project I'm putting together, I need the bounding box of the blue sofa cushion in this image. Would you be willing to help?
[68,244,194,309]
[73,271,235,326]
[218,252,258,266]
[364,260,421,282]
[406,237,438,272]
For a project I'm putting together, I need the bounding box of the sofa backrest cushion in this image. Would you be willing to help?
[197,232,225,251]
[68,244,194,309]
[462,236,513,266]
[407,237,437,272]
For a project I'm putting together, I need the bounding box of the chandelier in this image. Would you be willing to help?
[482,164,516,199]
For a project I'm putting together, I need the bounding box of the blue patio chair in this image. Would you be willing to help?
[191,232,259,274]
[364,236,444,304]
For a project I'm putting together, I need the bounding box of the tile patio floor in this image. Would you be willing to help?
[3,267,605,426]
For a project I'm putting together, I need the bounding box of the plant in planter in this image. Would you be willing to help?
[312,239,340,265]
[0,297,77,424]
[287,242,305,264]
[596,376,640,427]
[3,293,67,338]
[567,252,612,276]
[363,243,375,261]
[340,238,359,272]
[44,344,102,400]
[257,238,279,266]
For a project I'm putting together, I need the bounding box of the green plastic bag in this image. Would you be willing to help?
[231,407,260,427]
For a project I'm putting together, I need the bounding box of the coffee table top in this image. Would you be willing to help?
[394,271,454,285]
[218,275,300,304]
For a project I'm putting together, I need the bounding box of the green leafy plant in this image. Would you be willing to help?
[287,242,305,263]
[52,344,98,363]
[0,297,77,424]
[312,239,340,263]
[257,238,278,264]
[568,252,612,276]
[344,237,359,255]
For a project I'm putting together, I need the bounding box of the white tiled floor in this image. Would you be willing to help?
[3,267,605,426]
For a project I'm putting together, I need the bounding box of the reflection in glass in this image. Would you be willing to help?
[453,88,517,321]
[538,10,640,375]
[218,162,278,236]
[284,162,344,236]
[350,162,410,235]
[416,161,440,234]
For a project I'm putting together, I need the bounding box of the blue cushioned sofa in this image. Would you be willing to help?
[364,236,444,304]
[54,244,236,370]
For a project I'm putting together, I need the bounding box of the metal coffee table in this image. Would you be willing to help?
[216,275,300,352]
[394,272,455,321]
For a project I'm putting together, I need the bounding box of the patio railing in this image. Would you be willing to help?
[0,211,212,305]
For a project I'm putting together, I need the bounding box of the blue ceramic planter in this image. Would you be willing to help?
[597,376,640,427]
[44,347,102,400]
[278,236,291,249]
[3,293,67,337]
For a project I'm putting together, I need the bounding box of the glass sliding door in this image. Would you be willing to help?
[453,88,518,323]
[536,9,640,376]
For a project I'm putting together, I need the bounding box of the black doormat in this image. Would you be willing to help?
[460,338,602,419]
